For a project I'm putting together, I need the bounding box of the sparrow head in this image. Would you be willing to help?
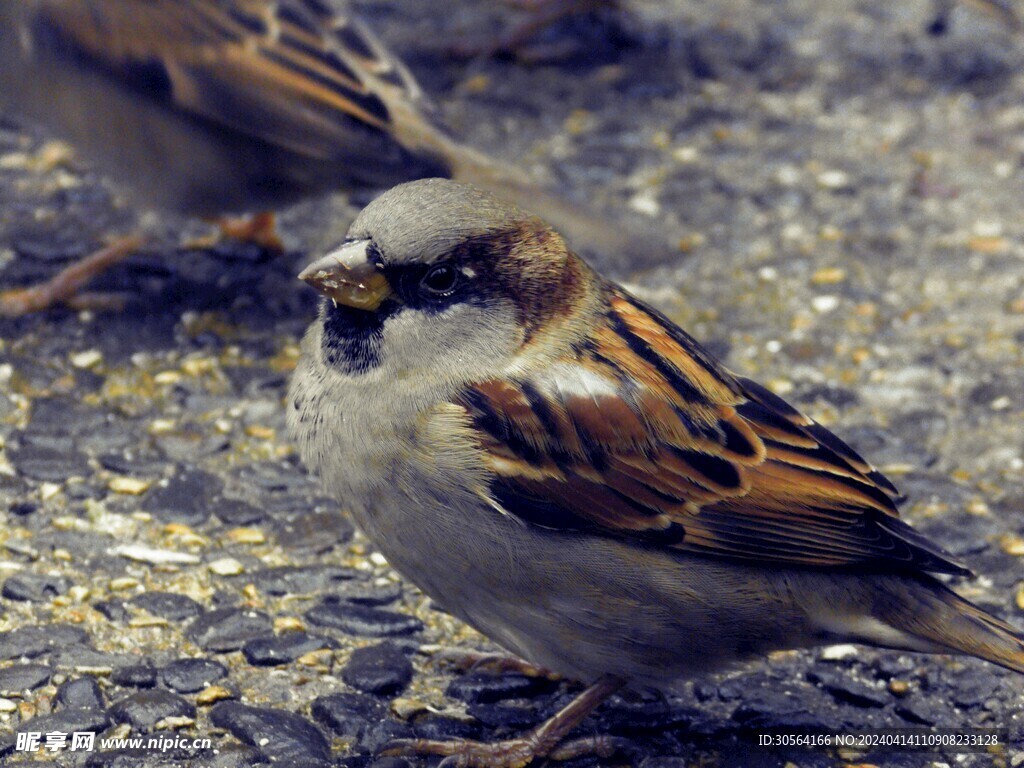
[299,179,590,380]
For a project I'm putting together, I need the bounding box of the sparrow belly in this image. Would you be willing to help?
[351,484,847,688]
[288,351,891,688]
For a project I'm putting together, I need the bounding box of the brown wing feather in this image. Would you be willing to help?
[457,285,968,576]
[32,0,441,166]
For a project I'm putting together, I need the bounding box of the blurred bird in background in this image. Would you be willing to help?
[477,0,1023,57]
[0,0,661,316]
[936,0,1021,33]
[452,0,626,61]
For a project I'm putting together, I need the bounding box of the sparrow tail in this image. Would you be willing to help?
[869,574,1024,674]
[396,113,675,272]
[452,141,673,271]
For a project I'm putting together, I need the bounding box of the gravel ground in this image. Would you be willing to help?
[1,1,1023,766]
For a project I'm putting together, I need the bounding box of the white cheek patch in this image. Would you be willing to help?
[378,301,522,387]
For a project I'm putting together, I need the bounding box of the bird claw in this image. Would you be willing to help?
[0,234,143,317]
[547,734,630,761]
[381,732,626,768]
[380,676,627,767]
[381,735,544,768]
[190,212,284,253]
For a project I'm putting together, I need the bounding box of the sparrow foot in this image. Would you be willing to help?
[0,234,144,317]
[190,211,284,253]
[429,648,563,680]
[381,675,625,768]
[383,734,624,768]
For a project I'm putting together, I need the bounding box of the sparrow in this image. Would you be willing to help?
[943,0,1022,32]
[0,0,655,316]
[453,0,623,62]
[472,0,1020,61]
[288,179,1024,767]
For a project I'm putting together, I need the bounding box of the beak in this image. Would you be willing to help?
[298,240,393,311]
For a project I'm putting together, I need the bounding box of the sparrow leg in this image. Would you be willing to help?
[0,234,144,317]
[188,212,285,253]
[215,211,285,253]
[430,647,563,680]
[546,734,634,761]
[381,674,625,768]
[452,0,618,61]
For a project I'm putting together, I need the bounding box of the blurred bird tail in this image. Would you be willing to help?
[870,575,1024,674]
[392,108,675,272]
[960,0,1023,32]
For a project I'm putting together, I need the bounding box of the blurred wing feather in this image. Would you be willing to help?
[31,0,431,162]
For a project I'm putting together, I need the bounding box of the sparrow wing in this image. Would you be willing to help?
[457,287,969,576]
[26,0,442,166]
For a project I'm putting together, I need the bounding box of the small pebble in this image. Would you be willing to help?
[811,267,846,284]
[895,699,939,725]
[253,566,356,596]
[0,664,51,695]
[129,592,203,622]
[55,677,105,710]
[242,633,332,666]
[2,573,71,602]
[161,658,228,693]
[110,544,200,565]
[215,499,265,526]
[446,672,552,705]
[811,294,840,313]
[210,701,331,766]
[341,642,413,696]
[297,649,334,669]
[817,169,850,188]
[345,579,403,607]
[70,350,103,369]
[888,679,910,697]
[306,601,423,638]
[108,477,152,495]
[111,659,157,688]
[312,692,387,740]
[225,527,265,545]
[273,617,306,633]
[9,445,89,482]
[108,577,141,591]
[819,644,859,661]
[807,669,888,708]
[93,599,131,623]
[145,469,222,526]
[195,685,235,706]
[109,689,196,731]
[15,707,109,741]
[187,608,273,652]
[127,613,168,627]
[208,557,245,576]
[0,625,89,661]
[1000,535,1024,556]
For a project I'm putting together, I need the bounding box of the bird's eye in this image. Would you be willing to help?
[419,264,460,297]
